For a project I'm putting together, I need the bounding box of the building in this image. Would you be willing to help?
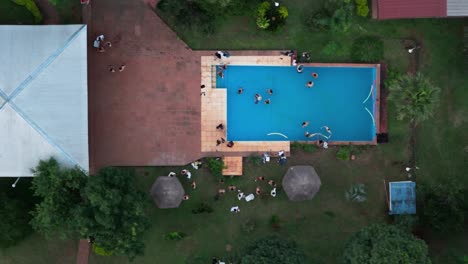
[373,0,468,19]
[0,25,89,176]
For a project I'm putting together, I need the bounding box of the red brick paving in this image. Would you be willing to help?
[76,239,90,264]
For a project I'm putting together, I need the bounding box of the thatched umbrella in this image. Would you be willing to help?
[150,176,185,208]
[282,166,321,201]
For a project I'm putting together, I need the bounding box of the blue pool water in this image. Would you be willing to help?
[216,65,377,142]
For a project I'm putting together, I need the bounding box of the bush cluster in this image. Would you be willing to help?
[305,0,354,33]
[355,0,369,17]
[351,35,384,62]
[256,1,289,30]
[12,0,43,23]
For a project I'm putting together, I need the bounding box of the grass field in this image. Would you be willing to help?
[0,0,466,263]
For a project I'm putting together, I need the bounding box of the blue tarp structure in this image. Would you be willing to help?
[389,181,416,215]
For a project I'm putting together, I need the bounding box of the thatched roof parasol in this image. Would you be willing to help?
[282,166,321,201]
[150,176,185,208]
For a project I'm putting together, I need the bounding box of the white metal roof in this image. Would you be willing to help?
[447,0,468,16]
[0,25,88,176]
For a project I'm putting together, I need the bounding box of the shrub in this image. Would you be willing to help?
[305,9,331,31]
[384,66,401,89]
[355,0,369,17]
[322,40,349,57]
[93,244,113,256]
[255,1,288,30]
[206,158,225,177]
[158,0,217,34]
[12,0,43,23]
[393,215,418,233]
[192,202,214,214]
[345,183,367,202]
[241,235,307,263]
[247,154,262,165]
[351,35,384,62]
[337,146,351,160]
[164,231,187,241]
[0,192,35,248]
[291,142,318,153]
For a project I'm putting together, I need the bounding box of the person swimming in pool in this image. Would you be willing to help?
[302,121,309,128]
[264,99,271,105]
[323,126,332,134]
[297,64,304,73]
[267,88,273,95]
[238,87,243,94]
[306,81,314,88]
[312,72,319,78]
[254,94,262,104]
[304,132,313,138]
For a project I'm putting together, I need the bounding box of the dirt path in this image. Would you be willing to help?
[34,0,60,24]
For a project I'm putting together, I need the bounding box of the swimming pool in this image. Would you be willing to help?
[216,65,379,142]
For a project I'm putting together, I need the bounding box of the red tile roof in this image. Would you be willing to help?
[377,0,447,19]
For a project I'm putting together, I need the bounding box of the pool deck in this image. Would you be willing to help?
[201,56,292,155]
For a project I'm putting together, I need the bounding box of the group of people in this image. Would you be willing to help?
[93,34,127,73]
[168,169,196,201]
[302,122,332,148]
[215,123,234,147]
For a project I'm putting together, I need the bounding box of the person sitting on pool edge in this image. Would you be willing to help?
[306,81,314,88]
[312,72,319,78]
[254,94,262,104]
[227,141,234,148]
[296,64,304,73]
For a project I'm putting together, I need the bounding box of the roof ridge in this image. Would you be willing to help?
[8,25,87,101]
[9,101,87,173]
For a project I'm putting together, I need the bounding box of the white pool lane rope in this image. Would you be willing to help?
[267,132,288,139]
[365,107,376,127]
[362,84,374,104]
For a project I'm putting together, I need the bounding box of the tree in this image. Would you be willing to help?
[241,235,306,264]
[75,167,150,261]
[418,179,466,232]
[388,73,441,125]
[342,224,431,264]
[30,157,87,239]
[0,191,35,248]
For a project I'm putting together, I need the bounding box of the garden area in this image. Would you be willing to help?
[0,0,81,24]
[0,0,467,263]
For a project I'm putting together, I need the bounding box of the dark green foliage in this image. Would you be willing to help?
[393,215,418,233]
[305,8,332,31]
[351,35,384,62]
[337,146,351,160]
[191,202,214,214]
[324,210,336,218]
[418,179,466,232]
[291,142,318,153]
[247,154,262,165]
[355,0,369,17]
[76,167,150,261]
[384,66,401,89]
[256,1,289,31]
[157,0,217,34]
[0,190,35,248]
[164,231,186,241]
[92,244,113,256]
[342,224,431,264]
[241,235,307,263]
[388,73,441,124]
[30,157,87,240]
[322,40,348,57]
[345,183,367,202]
[305,0,354,32]
[206,157,225,177]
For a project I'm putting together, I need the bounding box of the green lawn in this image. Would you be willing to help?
[0,1,466,263]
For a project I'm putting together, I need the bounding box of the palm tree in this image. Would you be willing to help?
[388,73,441,125]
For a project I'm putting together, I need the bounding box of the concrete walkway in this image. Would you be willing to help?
[76,239,90,264]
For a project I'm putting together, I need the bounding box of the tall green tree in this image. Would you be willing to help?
[76,167,150,260]
[342,224,431,264]
[30,158,87,239]
[241,235,307,264]
[0,177,36,248]
[388,73,441,125]
[418,179,467,232]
